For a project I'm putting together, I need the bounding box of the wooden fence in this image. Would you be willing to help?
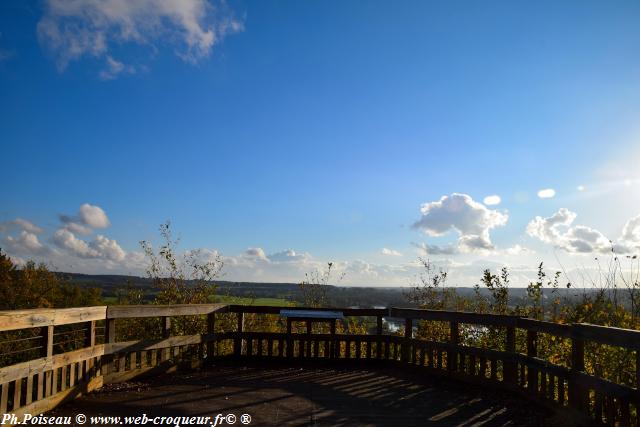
[0,304,639,425]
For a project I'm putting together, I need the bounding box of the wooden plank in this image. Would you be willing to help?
[389,308,518,327]
[402,318,412,362]
[228,305,387,317]
[504,326,516,384]
[25,375,33,405]
[0,382,8,413]
[207,313,216,360]
[0,307,107,332]
[13,379,24,412]
[106,304,227,319]
[51,367,57,396]
[517,318,572,338]
[570,337,586,410]
[60,366,67,391]
[36,371,43,401]
[573,323,640,350]
[12,376,103,421]
[527,330,538,394]
[235,313,244,357]
[448,321,459,374]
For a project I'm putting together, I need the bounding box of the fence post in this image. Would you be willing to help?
[235,311,244,357]
[505,326,516,385]
[84,320,96,375]
[376,315,383,359]
[160,317,171,362]
[526,329,538,394]
[448,321,459,374]
[330,319,337,359]
[403,318,412,362]
[570,326,586,411]
[39,325,54,397]
[286,318,293,359]
[207,312,216,361]
[104,318,116,375]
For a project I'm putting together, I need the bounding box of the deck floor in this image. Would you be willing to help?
[51,363,550,426]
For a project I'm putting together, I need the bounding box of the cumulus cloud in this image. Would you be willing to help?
[52,228,126,261]
[526,208,614,254]
[537,188,556,199]
[0,218,44,234]
[483,195,501,206]
[412,193,508,252]
[412,242,458,255]
[59,203,110,234]
[99,55,135,80]
[37,0,243,76]
[79,203,110,228]
[4,231,50,255]
[381,248,402,257]
[268,250,311,263]
[505,244,533,255]
[244,247,268,261]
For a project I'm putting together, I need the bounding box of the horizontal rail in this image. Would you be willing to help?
[227,305,388,317]
[0,306,106,331]
[106,304,228,319]
[0,301,639,427]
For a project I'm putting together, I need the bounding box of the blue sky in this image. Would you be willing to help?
[2,0,640,285]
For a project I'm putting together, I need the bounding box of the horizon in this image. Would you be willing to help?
[2,0,640,288]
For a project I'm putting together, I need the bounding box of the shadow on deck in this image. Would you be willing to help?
[50,363,550,426]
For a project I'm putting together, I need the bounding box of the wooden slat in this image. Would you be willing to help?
[0,382,8,413]
[0,307,107,332]
[107,304,227,319]
[13,379,23,411]
[228,305,387,317]
[390,308,518,327]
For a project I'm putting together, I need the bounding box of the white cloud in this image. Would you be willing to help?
[99,55,135,80]
[527,208,612,253]
[381,248,402,256]
[483,195,501,206]
[37,0,243,76]
[244,247,268,261]
[52,228,125,261]
[59,203,110,234]
[505,244,533,255]
[0,218,44,234]
[621,215,640,243]
[412,193,508,252]
[537,188,556,199]
[53,228,99,258]
[412,242,458,255]
[89,235,126,261]
[79,203,110,228]
[4,231,49,255]
[268,249,311,263]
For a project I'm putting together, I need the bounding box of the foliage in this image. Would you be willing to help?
[0,249,102,310]
[0,249,102,366]
[299,262,343,308]
[137,221,222,336]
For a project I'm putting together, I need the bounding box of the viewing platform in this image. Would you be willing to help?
[1,304,639,425]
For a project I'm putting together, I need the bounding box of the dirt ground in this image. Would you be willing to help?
[50,363,552,426]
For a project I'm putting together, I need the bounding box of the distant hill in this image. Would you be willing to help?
[56,272,592,309]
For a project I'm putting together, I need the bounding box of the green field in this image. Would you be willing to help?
[211,295,293,306]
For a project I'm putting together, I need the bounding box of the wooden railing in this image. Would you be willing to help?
[0,304,639,425]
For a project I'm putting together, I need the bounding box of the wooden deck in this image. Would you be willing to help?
[50,363,549,426]
[2,303,640,425]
